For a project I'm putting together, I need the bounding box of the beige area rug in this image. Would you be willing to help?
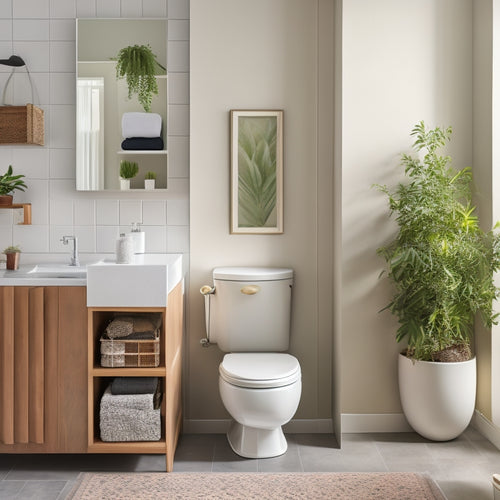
[67,471,446,499]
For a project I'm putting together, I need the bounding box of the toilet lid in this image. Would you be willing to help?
[219,353,301,389]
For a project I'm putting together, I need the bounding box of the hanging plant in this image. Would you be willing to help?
[115,44,166,112]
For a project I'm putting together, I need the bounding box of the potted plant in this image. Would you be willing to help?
[377,121,500,441]
[119,160,139,190]
[115,44,166,113]
[3,245,21,270]
[0,165,27,206]
[144,171,156,190]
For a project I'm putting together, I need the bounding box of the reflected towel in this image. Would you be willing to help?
[121,112,162,138]
[121,137,164,150]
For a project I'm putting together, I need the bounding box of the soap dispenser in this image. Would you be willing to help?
[130,222,145,254]
[116,233,134,264]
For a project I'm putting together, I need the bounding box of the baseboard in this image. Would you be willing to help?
[471,410,500,449]
[183,419,334,434]
[341,413,412,433]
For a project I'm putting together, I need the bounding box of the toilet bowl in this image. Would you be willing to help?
[219,352,301,458]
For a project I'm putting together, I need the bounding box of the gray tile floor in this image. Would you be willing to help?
[0,428,498,499]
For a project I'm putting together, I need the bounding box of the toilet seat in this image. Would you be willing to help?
[219,353,301,389]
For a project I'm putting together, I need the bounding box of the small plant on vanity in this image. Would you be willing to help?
[0,165,27,206]
[144,171,156,190]
[119,160,139,190]
[3,245,21,271]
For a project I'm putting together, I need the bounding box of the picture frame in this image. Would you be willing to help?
[230,110,284,234]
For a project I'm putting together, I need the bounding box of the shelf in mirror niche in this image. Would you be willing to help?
[117,150,168,155]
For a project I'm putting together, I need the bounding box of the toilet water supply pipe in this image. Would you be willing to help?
[199,284,216,347]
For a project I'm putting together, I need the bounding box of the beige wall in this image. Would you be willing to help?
[190,0,483,428]
[341,0,473,413]
[189,0,334,424]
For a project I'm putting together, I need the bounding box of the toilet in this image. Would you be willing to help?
[201,267,301,459]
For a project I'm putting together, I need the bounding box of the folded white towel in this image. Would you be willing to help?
[122,112,162,139]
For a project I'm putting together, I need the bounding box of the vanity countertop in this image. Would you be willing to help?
[0,254,184,303]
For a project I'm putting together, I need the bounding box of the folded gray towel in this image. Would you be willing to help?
[111,377,159,395]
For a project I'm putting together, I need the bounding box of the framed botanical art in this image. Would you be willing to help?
[230,110,283,234]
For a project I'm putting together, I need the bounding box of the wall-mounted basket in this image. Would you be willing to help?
[0,55,44,145]
[0,104,44,145]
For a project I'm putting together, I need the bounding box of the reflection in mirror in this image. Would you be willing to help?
[76,19,168,191]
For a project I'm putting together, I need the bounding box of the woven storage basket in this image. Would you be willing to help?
[0,104,44,145]
[100,335,160,367]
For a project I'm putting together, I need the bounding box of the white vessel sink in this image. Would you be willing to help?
[86,254,183,307]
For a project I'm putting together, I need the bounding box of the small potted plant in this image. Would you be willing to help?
[0,165,27,206]
[3,245,21,270]
[144,171,156,190]
[115,44,166,113]
[119,160,139,190]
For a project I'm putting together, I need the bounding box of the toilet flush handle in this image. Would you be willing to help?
[241,285,260,295]
[200,285,215,295]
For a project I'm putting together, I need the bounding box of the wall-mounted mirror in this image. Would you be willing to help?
[76,19,168,191]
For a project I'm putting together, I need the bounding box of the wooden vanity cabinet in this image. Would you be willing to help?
[0,286,88,453]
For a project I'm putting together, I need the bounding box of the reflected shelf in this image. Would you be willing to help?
[117,150,168,155]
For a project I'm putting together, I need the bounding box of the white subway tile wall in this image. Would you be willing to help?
[0,0,189,255]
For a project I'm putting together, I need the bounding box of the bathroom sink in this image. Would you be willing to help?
[28,264,88,278]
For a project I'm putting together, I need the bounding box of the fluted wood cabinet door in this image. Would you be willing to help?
[0,286,87,453]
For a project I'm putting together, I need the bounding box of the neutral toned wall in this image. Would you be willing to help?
[189,0,334,424]
[473,0,493,422]
[341,0,473,414]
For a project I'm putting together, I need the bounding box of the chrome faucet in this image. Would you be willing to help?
[60,236,80,266]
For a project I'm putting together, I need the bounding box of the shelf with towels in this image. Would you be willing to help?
[86,282,183,472]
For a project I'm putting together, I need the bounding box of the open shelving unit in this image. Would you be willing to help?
[86,282,183,471]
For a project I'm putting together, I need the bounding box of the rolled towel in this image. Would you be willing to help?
[122,112,162,139]
[105,317,134,339]
[111,377,159,395]
[121,137,164,151]
[133,314,161,332]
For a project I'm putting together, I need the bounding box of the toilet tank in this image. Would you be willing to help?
[207,267,293,352]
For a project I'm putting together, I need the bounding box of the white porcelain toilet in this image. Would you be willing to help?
[201,267,301,459]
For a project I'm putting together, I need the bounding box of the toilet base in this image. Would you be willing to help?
[226,420,287,459]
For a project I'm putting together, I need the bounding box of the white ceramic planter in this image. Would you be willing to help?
[119,178,130,190]
[398,353,476,441]
[144,179,155,190]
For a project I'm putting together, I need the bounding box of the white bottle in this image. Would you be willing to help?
[116,233,134,264]
[130,222,145,254]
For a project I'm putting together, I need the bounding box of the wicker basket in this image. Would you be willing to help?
[0,104,44,145]
[100,335,160,367]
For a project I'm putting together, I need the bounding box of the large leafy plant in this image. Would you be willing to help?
[377,121,500,362]
[115,44,165,112]
[238,117,277,227]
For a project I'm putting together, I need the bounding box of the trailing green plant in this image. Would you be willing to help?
[376,121,500,362]
[238,117,277,227]
[119,160,139,180]
[115,44,166,112]
[0,165,27,196]
[3,245,21,254]
[145,171,156,180]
